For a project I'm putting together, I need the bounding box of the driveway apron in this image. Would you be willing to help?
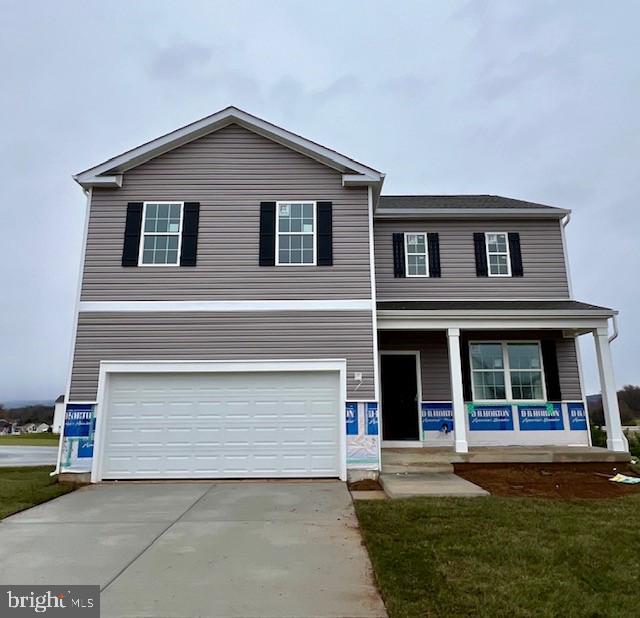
[0,480,386,617]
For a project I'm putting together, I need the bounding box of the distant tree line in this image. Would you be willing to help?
[0,404,54,425]
[588,385,640,426]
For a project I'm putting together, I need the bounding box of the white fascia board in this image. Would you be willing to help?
[342,174,381,186]
[377,309,616,319]
[74,106,383,189]
[376,313,611,331]
[72,174,122,188]
[374,207,570,220]
[79,299,374,312]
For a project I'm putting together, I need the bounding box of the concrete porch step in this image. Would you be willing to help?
[382,462,455,474]
[379,472,489,499]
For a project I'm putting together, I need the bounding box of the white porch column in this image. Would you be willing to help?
[593,327,627,452]
[447,328,468,453]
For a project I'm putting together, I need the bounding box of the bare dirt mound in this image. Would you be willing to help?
[454,462,640,499]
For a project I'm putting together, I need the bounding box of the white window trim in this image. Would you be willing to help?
[275,200,317,266]
[404,232,429,278]
[469,340,547,403]
[138,201,184,267]
[484,232,511,277]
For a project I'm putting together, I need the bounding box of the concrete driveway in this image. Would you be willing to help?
[0,481,386,618]
[0,445,58,466]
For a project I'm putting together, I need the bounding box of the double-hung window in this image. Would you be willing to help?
[485,232,511,276]
[276,201,316,265]
[404,232,429,277]
[139,202,183,266]
[470,342,546,401]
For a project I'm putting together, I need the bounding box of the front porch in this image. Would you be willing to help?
[376,299,628,458]
[381,446,631,473]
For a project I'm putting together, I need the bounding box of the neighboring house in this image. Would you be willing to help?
[53,395,65,433]
[21,423,38,434]
[0,420,11,435]
[59,106,626,482]
[35,423,51,433]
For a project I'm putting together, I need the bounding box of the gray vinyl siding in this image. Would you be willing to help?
[82,124,371,301]
[70,311,374,401]
[378,330,582,402]
[556,337,583,400]
[374,219,570,299]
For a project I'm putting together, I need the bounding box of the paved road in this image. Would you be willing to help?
[0,481,386,617]
[0,445,58,467]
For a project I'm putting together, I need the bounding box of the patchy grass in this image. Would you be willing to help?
[0,467,73,520]
[356,495,640,617]
[0,433,59,447]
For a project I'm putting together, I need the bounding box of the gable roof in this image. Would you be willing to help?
[74,106,384,191]
[376,195,569,219]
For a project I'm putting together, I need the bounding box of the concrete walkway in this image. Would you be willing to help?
[380,472,489,498]
[0,481,386,618]
[0,445,58,467]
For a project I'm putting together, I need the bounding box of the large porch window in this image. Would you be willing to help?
[470,341,546,402]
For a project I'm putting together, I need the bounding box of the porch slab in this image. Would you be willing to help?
[382,446,631,467]
[379,472,489,498]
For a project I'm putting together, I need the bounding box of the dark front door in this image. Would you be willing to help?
[381,354,420,440]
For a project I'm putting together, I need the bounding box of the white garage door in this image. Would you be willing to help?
[101,371,341,479]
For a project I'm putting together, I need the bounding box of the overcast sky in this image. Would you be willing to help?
[1,0,638,402]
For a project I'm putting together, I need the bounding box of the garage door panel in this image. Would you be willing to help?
[101,370,341,479]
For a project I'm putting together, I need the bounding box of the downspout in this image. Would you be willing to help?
[561,213,573,298]
[608,313,619,344]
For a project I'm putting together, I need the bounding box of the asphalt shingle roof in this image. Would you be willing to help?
[378,195,562,210]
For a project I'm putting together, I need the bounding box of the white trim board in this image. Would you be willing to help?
[55,187,93,476]
[74,106,383,189]
[91,358,348,483]
[79,299,374,312]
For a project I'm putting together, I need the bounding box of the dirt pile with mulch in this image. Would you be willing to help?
[348,478,382,491]
[454,462,640,499]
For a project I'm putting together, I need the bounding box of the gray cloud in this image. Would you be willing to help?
[1,0,638,401]
[148,41,212,80]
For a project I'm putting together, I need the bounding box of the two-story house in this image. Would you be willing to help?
[57,107,627,482]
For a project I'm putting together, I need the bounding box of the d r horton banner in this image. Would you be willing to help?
[517,404,564,431]
[467,404,514,431]
[421,403,454,433]
[60,403,96,473]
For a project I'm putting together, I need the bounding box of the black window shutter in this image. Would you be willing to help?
[460,337,472,401]
[508,232,523,277]
[122,202,143,267]
[473,233,488,277]
[541,340,562,401]
[317,201,333,266]
[259,202,276,266]
[180,202,200,267]
[392,233,405,278]
[427,232,441,277]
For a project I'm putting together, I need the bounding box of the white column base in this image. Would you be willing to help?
[607,437,628,452]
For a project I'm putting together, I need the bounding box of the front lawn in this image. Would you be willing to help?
[0,466,73,520]
[0,433,60,447]
[356,495,640,617]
